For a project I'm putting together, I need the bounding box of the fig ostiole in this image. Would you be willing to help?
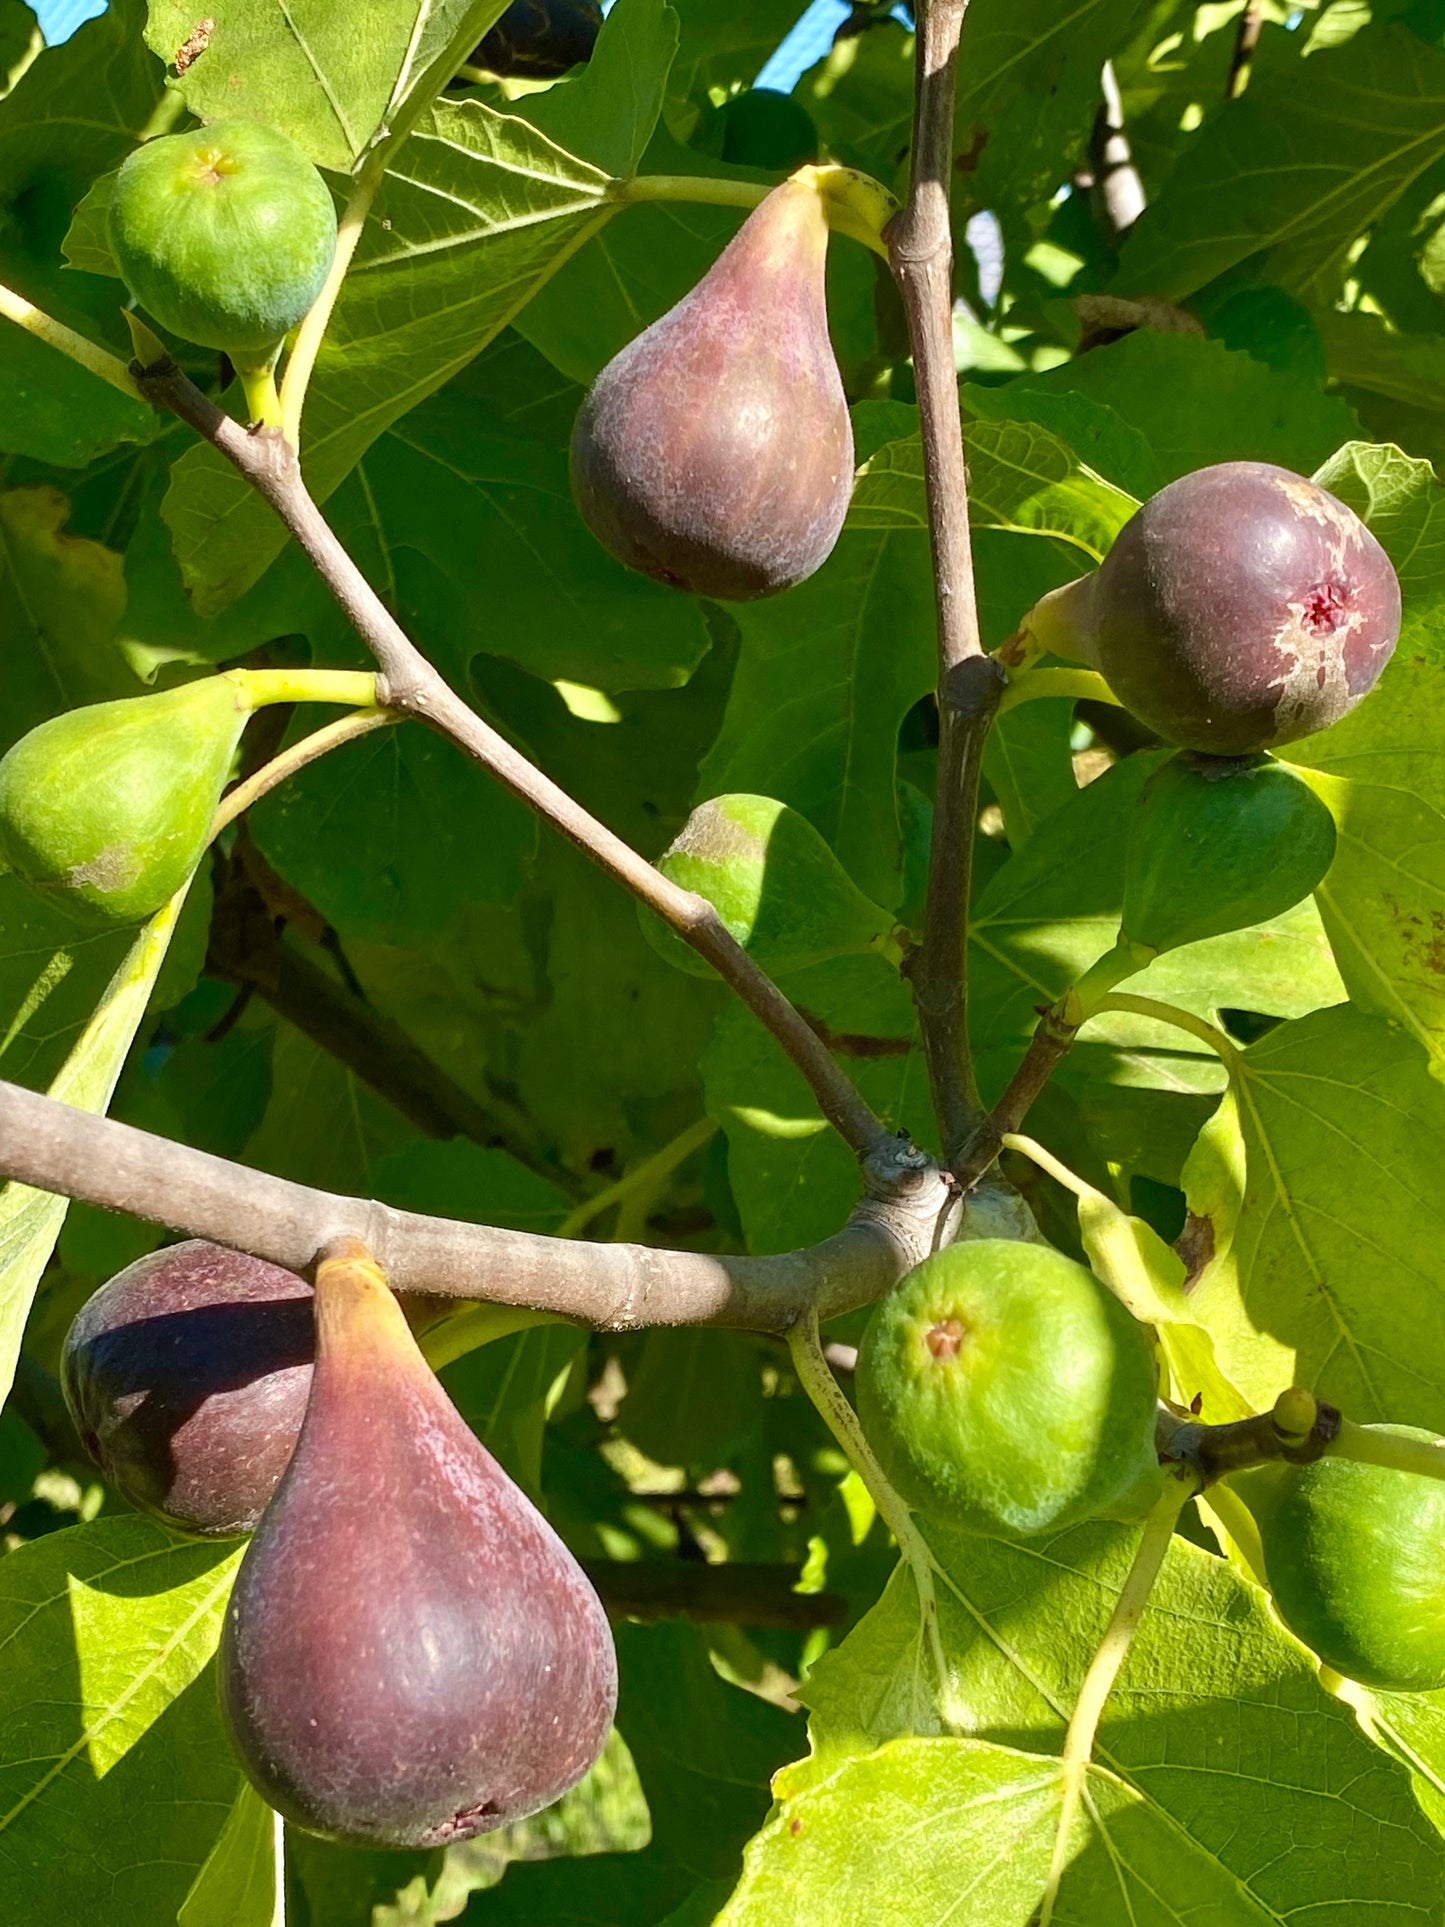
[570,171,854,601]
[1252,1427,1445,1691]
[108,120,337,383]
[62,1241,315,1539]
[639,792,896,978]
[220,1244,616,1848]
[1020,462,1400,756]
[0,676,257,925]
[856,1239,1162,1540]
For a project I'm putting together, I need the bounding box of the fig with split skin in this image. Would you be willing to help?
[570,172,854,601]
[108,120,337,362]
[856,1240,1162,1540]
[474,0,601,76]
[640,792,895,978]
[220,1244,617,1848]
[1254,1426,1445,1692]
[61,1241,314,1539]
[1025,462,1400,756]
[0,676,255,925]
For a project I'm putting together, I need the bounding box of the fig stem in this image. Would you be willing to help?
[1325,1420,1445,1485]
[228,668,379,712]
[0,281,143,401]
[1064,940,1159,1024]
[995,666,1120,718]
[237,351,285,431]
[1091,994,1242,1071]
[788,1310,956,1730]
[279,155,383,446]
[130,353,892,1163]
[557,1115,718,1240]
[613,165,900,260]
[211,706,398,838]
[1040,1470,1198,1927]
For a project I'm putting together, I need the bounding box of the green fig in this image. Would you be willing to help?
[220,1245,617,1847]
[569,173,853,600]
[1256,1427,1445,1691]
[1123,753,1336,953]
[856,1240,1162,1539]
[1072,751,1337,1009]
[0,676,254,924]
[640,793,894,978]
[108,120,337,360]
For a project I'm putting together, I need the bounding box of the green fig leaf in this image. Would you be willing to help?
[0,1518,242,1925]
[643,794,894,980]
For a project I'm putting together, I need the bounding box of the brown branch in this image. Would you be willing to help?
[207,848,569,1188]
[887,0,1003,1161]
[1090,60,1146,242]
[131,357,891,1165]
[1227,3,1264,98]
[953,1004,1079,1190]
[0,1078,953,1333]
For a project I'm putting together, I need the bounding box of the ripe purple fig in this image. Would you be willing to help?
[220,1243,616,1848]
[569,173,853,600]
[1029,462,1400,755]
[61,1241,313,1538]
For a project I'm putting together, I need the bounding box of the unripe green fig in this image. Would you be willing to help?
[1073,751,1339,1009]
[1029,463,1399,755]
[108,121,337,358]
[220,1245,616,1847]
[0,676,253,924]
[1121,753,1336,954]
[475,0,601,76]
[62,1241,314,1539]
[856,1240,1162,1539]
[570,173,853,600]
[640,793,894,978]
[1256,1428,1445,1691]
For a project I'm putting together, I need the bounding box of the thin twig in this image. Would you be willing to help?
[0,282,142,400]
[130,355,891,1162]
[1226,3,1264,98]
[0,1078,953,1331]
[887,0,1002,1160]
[955,1003,1079,1188]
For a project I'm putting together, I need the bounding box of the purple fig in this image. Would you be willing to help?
[569,174,853,601]
[61,1241,313,1539]
[219,1243,616,1848]
[1031,462,1400,755]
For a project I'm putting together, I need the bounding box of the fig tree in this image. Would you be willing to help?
[108,120,337,360]
[1030,462,1399,755]
[1257,1426,1445,1691]
[475,0,601,76]
[640,793,894,977]
[0,676,254,924]
[61,1241,313,1539]
[856,1240,1162,1539]
[570,172,853,600]
[220,1246,616,1846]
